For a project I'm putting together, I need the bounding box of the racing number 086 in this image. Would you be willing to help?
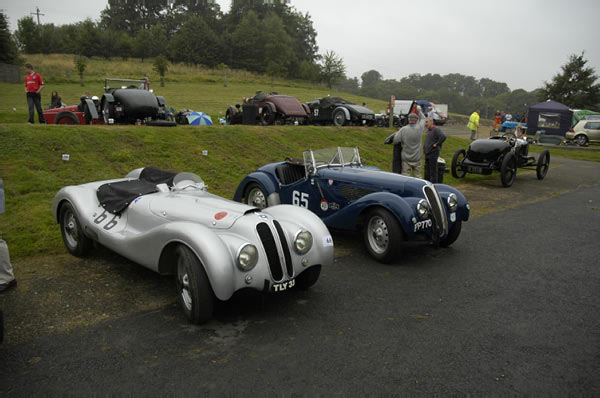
[292,191,309,208]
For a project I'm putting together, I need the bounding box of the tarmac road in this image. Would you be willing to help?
[1,162,599,395]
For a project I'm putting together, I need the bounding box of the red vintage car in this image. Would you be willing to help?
[226,92,310,125]
[43,96,103,125]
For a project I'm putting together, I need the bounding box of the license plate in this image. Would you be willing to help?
[467,166,483,174]
[116,106,123,112]
[272,279,295,292]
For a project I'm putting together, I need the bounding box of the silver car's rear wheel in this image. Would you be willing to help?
[59,202,92,257]
[245,183,268,209]
[574,134,588,146]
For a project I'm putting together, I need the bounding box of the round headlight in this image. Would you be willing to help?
[416,199,430,219]
[237,243,258,271]
[294,230,313,255]
[447,193,458,212]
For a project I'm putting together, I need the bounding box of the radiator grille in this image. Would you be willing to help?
[423,185,448,238]
[338,185,375,200]
[273,220,293,277]
[256,222,283,281]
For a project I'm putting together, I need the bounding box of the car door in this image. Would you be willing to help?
[584,121,600,142]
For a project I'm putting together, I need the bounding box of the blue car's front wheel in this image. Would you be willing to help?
[362,208,402,263]
[244,183,268,209]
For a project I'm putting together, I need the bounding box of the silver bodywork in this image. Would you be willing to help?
[52,169,334,301]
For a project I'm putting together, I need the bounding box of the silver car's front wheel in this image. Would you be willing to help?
[362,208,401,263]
[59,202,92,257]
[174,245,214,324]
[245,183,268,209]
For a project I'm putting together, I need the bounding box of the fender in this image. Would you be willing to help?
[103,93,115,103]
[233,172,280,206]
[434,183,470,222]
[333,106,350,121]
[264,102,277,113]
[83,98,99,120]
[322,191,417,238]
[156,96,166,107]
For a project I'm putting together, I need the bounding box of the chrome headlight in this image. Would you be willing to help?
[236,243,258,271]
[416,199,430,219]
[447,193,458,212]
[294,230,313,255]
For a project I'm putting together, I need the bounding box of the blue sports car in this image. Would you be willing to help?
[234,147,470,263]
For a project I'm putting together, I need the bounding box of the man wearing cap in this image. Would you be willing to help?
[387,106,426,178]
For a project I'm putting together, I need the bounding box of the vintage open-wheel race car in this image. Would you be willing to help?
[225,92,310,126]
[451,133,550,187]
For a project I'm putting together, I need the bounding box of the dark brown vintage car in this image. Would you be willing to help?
[226,92,310,125]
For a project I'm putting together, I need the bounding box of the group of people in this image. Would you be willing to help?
[385,105,447,183]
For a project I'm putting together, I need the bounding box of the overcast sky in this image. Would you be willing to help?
[2,0,599,91]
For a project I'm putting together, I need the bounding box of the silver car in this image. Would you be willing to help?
[52,167,334,324]
[566,120,600,146]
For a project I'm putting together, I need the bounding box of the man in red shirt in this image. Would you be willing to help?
[24,63,45,124]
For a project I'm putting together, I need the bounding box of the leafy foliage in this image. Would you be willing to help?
[539,53,600,110]
[320,50,346,89]
[0,12,20,64]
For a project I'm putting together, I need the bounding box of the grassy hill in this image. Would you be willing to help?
[1,54,390,124]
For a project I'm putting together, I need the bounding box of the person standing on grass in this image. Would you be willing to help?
[467,109,480,140]
[386,105,426,177]
[423,118,446,183]
[0,178,16,293]
[24,63,45,124]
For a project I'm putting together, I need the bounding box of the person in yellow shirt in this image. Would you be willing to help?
[467,109,480,140]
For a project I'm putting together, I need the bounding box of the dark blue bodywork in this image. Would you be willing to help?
[234,159,470,241]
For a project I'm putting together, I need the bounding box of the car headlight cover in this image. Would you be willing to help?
[447,193,458,212]
[294,230,313,255]
[237,243,258,271]
[417,199,430,219]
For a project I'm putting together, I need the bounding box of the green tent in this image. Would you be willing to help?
[572,109,600,126]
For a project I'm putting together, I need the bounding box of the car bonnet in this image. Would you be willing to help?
[149,192,252,229]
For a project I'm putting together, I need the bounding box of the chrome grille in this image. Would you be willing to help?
[273,220,293,278]
[256,222,284,281]
[423,184,448,238]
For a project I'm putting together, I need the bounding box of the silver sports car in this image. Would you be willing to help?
[52,167,334,324]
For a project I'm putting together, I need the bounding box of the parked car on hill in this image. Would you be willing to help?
[43,78,175,126]
[306,97,376,126]
[451,133,550,187]
[234,147,469,263]
[565,120,600,146]
[225,92,310,125]
[52,167,333,324]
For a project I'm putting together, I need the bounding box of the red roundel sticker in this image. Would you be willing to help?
[214,211,228,220]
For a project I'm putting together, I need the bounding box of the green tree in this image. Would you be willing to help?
[14,17,42,53]
[74,56,88,87]
[170,16,221,67]
[230,11,264,72]
[0,12,19,64]
[153,55,169,87]
[118,33,134,60]
[75,19,102,57]
[262,12,293,80]
[540,52,600,110]
[133,29,153,62]
[320,50,346,89]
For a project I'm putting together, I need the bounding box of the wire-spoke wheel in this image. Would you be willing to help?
[245,183,268,209]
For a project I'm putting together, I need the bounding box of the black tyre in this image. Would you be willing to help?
[102,100,113,124]
[54,111,79,125]
[536,149,550,180]
[244,183,268,209]
[440,221,462,248]
[296,265,321,290]
[451,149,467,178]
[59,202,92,257]
[500,152,517,187]
[574,134,588,146]
[333,109,346,126]
[362,207,402,263]
[174,245,214,324]
[261,104,275,125]
[225,106,236,125]
[146,119,177,127]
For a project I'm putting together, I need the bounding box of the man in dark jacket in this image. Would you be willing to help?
[423,117,446,183]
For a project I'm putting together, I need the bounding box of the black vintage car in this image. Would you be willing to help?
[100,78,175,126]
[451,133,550,187]
[306,97,376,126]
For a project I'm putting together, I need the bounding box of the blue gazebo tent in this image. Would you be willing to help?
[526,100,573,136]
